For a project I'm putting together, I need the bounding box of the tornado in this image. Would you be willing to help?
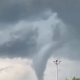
[33,25,68,80]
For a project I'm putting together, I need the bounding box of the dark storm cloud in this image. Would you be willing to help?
[0,0,46,23]
[0,11,79,60]
[0,0,80,26]
[0,26,38,57]
[0,1,80,80]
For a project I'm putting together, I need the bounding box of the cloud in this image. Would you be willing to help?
[0,57,37,80]
[0,13,68,80]
[0,11,80,80]
[44,57,80,80]
[0,12,56,57]
[0,1,80,80]
[0,0,80,25]
[0,11,80,60]
[0,22,38,57]
[0,57,80,80]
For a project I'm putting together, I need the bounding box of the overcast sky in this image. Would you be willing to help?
[0,0,80,80]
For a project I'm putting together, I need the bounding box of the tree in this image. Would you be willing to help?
[66,77,80,80]
[72,77,80,80]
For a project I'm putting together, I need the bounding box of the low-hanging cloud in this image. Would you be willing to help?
[0,23,38,57]
[0,12,66,57]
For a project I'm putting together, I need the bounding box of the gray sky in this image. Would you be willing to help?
[0,0,79,59]
[0,0,80,80]
[0,0,80,25]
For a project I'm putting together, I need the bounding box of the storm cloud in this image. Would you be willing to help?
[0,10,79,60]
[0,23,38,57]
[0,1,80,80]
[0,0,80,26]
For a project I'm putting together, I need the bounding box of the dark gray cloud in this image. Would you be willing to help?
[52,25,80,60]
[0,1,80,80]
[0,0,80,26]
[0,0,46,23]
[0,26,38,58]
[0,11,79,60]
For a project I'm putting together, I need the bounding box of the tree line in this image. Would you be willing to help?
[66,77,80,80]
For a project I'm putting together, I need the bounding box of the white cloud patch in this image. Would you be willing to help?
[0,58,37,80]
[44,57,80,80]
[0,57,79,80]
